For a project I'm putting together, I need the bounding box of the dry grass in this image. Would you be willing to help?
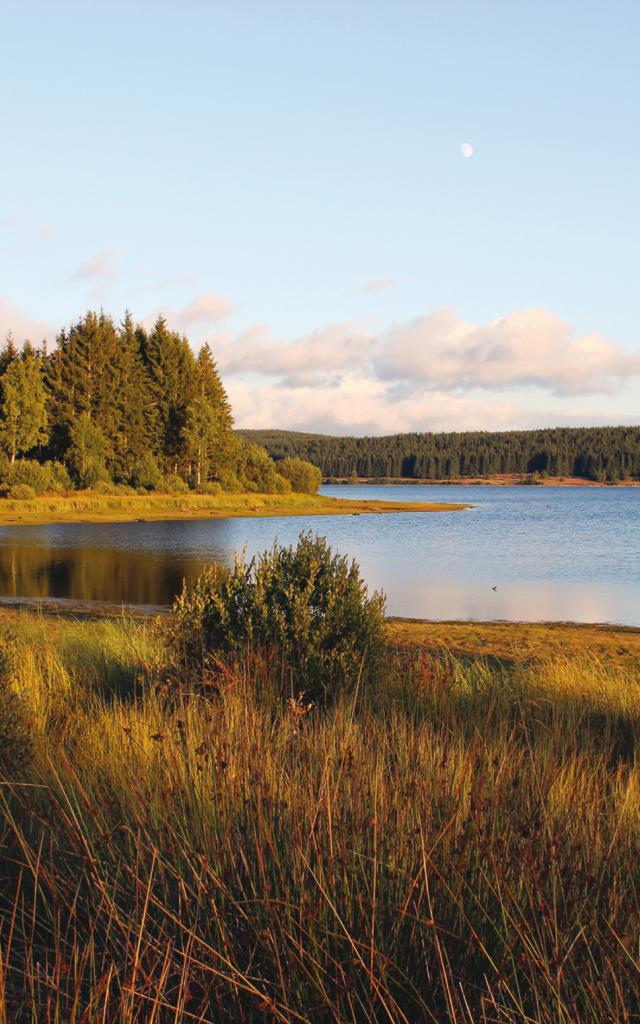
[0,491,468,526]
[0,615,639,1022]
[388,618,640,665]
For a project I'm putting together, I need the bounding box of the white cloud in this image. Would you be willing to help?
[217,322,374,382]
[376,308,640,396]
[70,247,116,283]
[228,374,524,435]
[219,305,640,433]
[175,292,234,326]
[363,277,400,294]
[145,292,235,334]
[0,298,53,345]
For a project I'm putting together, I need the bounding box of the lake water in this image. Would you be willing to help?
[0,484,638,625]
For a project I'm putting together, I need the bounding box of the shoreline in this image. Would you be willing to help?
[0,491,470,527]
[0,600,638,649]
[325,473,640,487]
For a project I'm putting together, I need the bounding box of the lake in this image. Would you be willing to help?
[0,484,638,625]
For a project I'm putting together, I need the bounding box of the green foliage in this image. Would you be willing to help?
[7,483,36,500]
[197,481,223,495]
[130,451,163,491]
[161,472,189,494]
[9,459,53,495]
[172,533,387,702]
[236,441,292,494]
[47,460,73,494]
[67,414,111,488]
[217,469,243,493]
[277,456,322,493]
[239,425,640,483]
[0,348,48,463]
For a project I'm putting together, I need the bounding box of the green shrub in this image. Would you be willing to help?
[237,441,292,494]
[198,481,223,496]
[172,533,387,703]
[217,470,243,493]
[8,483,36,500]
[9,459,52,495]
[0,641,32,771]
[47,460,73,494]
[278,457,322,493]
[161,473,190,494]
[92,480,117,495]
[131,452,163,491]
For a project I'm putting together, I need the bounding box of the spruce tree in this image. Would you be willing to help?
[0,346,48,463]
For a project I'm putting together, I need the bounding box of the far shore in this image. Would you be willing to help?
[326,473,639,487]
[0,490,470,527]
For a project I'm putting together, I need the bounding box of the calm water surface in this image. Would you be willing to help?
[0,485,638,624]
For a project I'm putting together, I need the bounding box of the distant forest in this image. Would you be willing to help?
[237,427,640,483]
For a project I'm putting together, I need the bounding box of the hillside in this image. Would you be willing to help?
[237,425,640,483]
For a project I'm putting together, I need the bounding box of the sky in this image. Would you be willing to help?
[2,0,640,435]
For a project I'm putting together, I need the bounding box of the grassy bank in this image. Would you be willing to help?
[0,491,468,526]
[1,613,639,1022]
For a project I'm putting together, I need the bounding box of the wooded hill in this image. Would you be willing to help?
[237,426,640,483]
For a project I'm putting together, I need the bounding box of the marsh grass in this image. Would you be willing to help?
[0,491,467,527]
[0,617,639,1022]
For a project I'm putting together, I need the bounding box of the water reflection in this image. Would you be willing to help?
[0,544,206,607]
[0,485,638,624]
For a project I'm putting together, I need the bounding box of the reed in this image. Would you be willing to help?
[0,616,638,1022]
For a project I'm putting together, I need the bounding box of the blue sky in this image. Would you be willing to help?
[2,0,639,433]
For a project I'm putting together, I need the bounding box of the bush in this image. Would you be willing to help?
[8,483,36,500]
[161,473,189,495]
[0,641,32,771]
[131,452,163,491]
[217,470,243,493]
[237,441,292,494]
[92,480,117,495]
[278,457,322,493]
[172,533,387,703]
[47,460,73,494]
[9,459,52,495]
[198,481,223,496]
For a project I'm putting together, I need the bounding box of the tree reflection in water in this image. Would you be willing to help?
[0,543,206,607]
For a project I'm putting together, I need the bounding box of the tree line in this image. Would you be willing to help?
[238,427,640,483]
[0,311,317,496]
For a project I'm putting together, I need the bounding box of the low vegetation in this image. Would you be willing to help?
[0,491,468,527]
[0,543,639,1022]
[172,533,387,702]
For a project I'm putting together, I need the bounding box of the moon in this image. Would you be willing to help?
[460,142,474,159]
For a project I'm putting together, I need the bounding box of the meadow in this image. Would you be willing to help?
[1,611,639,1022]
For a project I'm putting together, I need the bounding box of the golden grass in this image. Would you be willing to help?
[0,491,469,526]
[1,614,639,1021]
[388,617,640,664]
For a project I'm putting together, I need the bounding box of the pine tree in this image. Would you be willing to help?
[0,346,48,463]
[140,317,198,469]
[0,333,19,374]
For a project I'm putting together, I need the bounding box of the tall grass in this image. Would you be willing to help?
[0,620,639,1022]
